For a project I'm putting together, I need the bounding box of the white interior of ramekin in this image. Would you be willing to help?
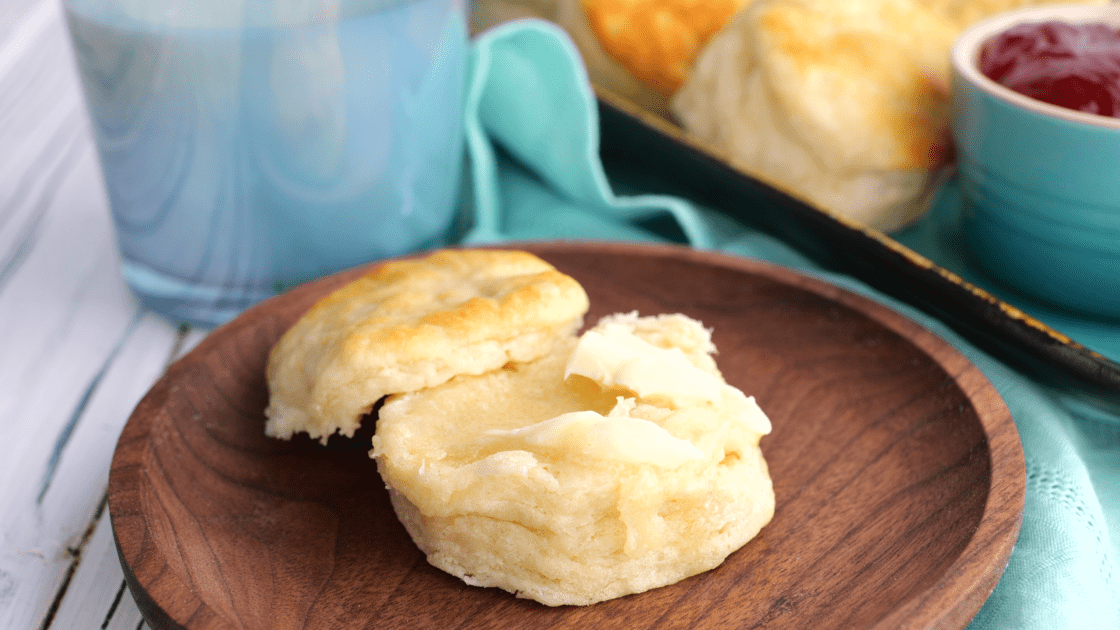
[951,3,1120,130]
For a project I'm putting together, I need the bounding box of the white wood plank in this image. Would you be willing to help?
[0,6,219,624]
[0,308,182,628]
[174,326,212,361]
[0,150,131,484]
[41,324,207,630]
[0,10,188,616]
[0,0,59,85]
[48,508,146,630]
[0,1,84,188]
[0,0,54,46]
[106,591,148,630]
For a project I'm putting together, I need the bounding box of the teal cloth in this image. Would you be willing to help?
[464,19,1120,628]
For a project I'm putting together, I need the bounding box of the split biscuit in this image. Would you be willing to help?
[372,312,775,606]
[265,249,589,443]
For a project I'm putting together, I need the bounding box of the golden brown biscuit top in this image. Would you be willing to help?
[303,249,584,359]
[583,0,751,95]
[265,249,590,443]
[753,0,957,171]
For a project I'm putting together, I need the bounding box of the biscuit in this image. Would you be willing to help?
[372,313,774,606]
[672,0,958,232]
[579,0,751,96]
[671,0,1106,232]
[919,0,1109,29]
[553,0,671,116]
[265,249,589,443]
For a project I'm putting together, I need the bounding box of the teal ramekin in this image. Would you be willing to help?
[951,3,1120,319]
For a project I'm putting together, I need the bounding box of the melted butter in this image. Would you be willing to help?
[564,326,725,405]
[479,318,772,470]
[486,407,704,468]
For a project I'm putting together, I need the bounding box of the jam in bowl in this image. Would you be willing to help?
[950,4,1120,319]
[979,20,1120,118]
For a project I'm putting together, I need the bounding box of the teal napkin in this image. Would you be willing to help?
[463,19,1120,628]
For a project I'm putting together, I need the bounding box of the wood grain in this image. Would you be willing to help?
[107,242,1025,630]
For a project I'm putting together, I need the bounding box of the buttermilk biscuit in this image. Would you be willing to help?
[580,0,751,96]
[265,249,589,443]
[372,312,774,606]
[917,0,1109,29]
[671,0,1106,232]
[553,0,750,117]
[673,0,958,232]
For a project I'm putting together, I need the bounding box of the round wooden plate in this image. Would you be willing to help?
[108,242,1025,630]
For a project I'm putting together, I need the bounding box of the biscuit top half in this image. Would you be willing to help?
[265,249,590,443]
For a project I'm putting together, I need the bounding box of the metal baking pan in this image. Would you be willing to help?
[594,87,1120,400]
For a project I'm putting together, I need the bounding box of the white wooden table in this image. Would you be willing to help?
[1,2,211,626]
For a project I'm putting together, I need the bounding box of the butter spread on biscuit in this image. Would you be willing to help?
[564,319,772,435]
[724,388,774,435]
[370,309,777,606]
[565,323,725,404]
[485,406,704,468]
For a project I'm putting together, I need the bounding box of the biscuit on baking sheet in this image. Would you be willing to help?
[577,0,751,96]
[264,249,589,443]
[372,312,774,606]
[918,0,1109,28]
[672,0,959,232]
[671,0,1106,232]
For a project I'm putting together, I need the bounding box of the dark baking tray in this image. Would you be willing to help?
[594,88,1120,401]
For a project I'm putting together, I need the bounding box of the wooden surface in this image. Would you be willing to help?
[107,242,1026,630]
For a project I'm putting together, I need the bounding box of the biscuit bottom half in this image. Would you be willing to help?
[371,328,775,606]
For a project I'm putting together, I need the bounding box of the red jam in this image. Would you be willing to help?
[979,21,1120,118]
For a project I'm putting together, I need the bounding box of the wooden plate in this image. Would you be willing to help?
[108,242,1025,630]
